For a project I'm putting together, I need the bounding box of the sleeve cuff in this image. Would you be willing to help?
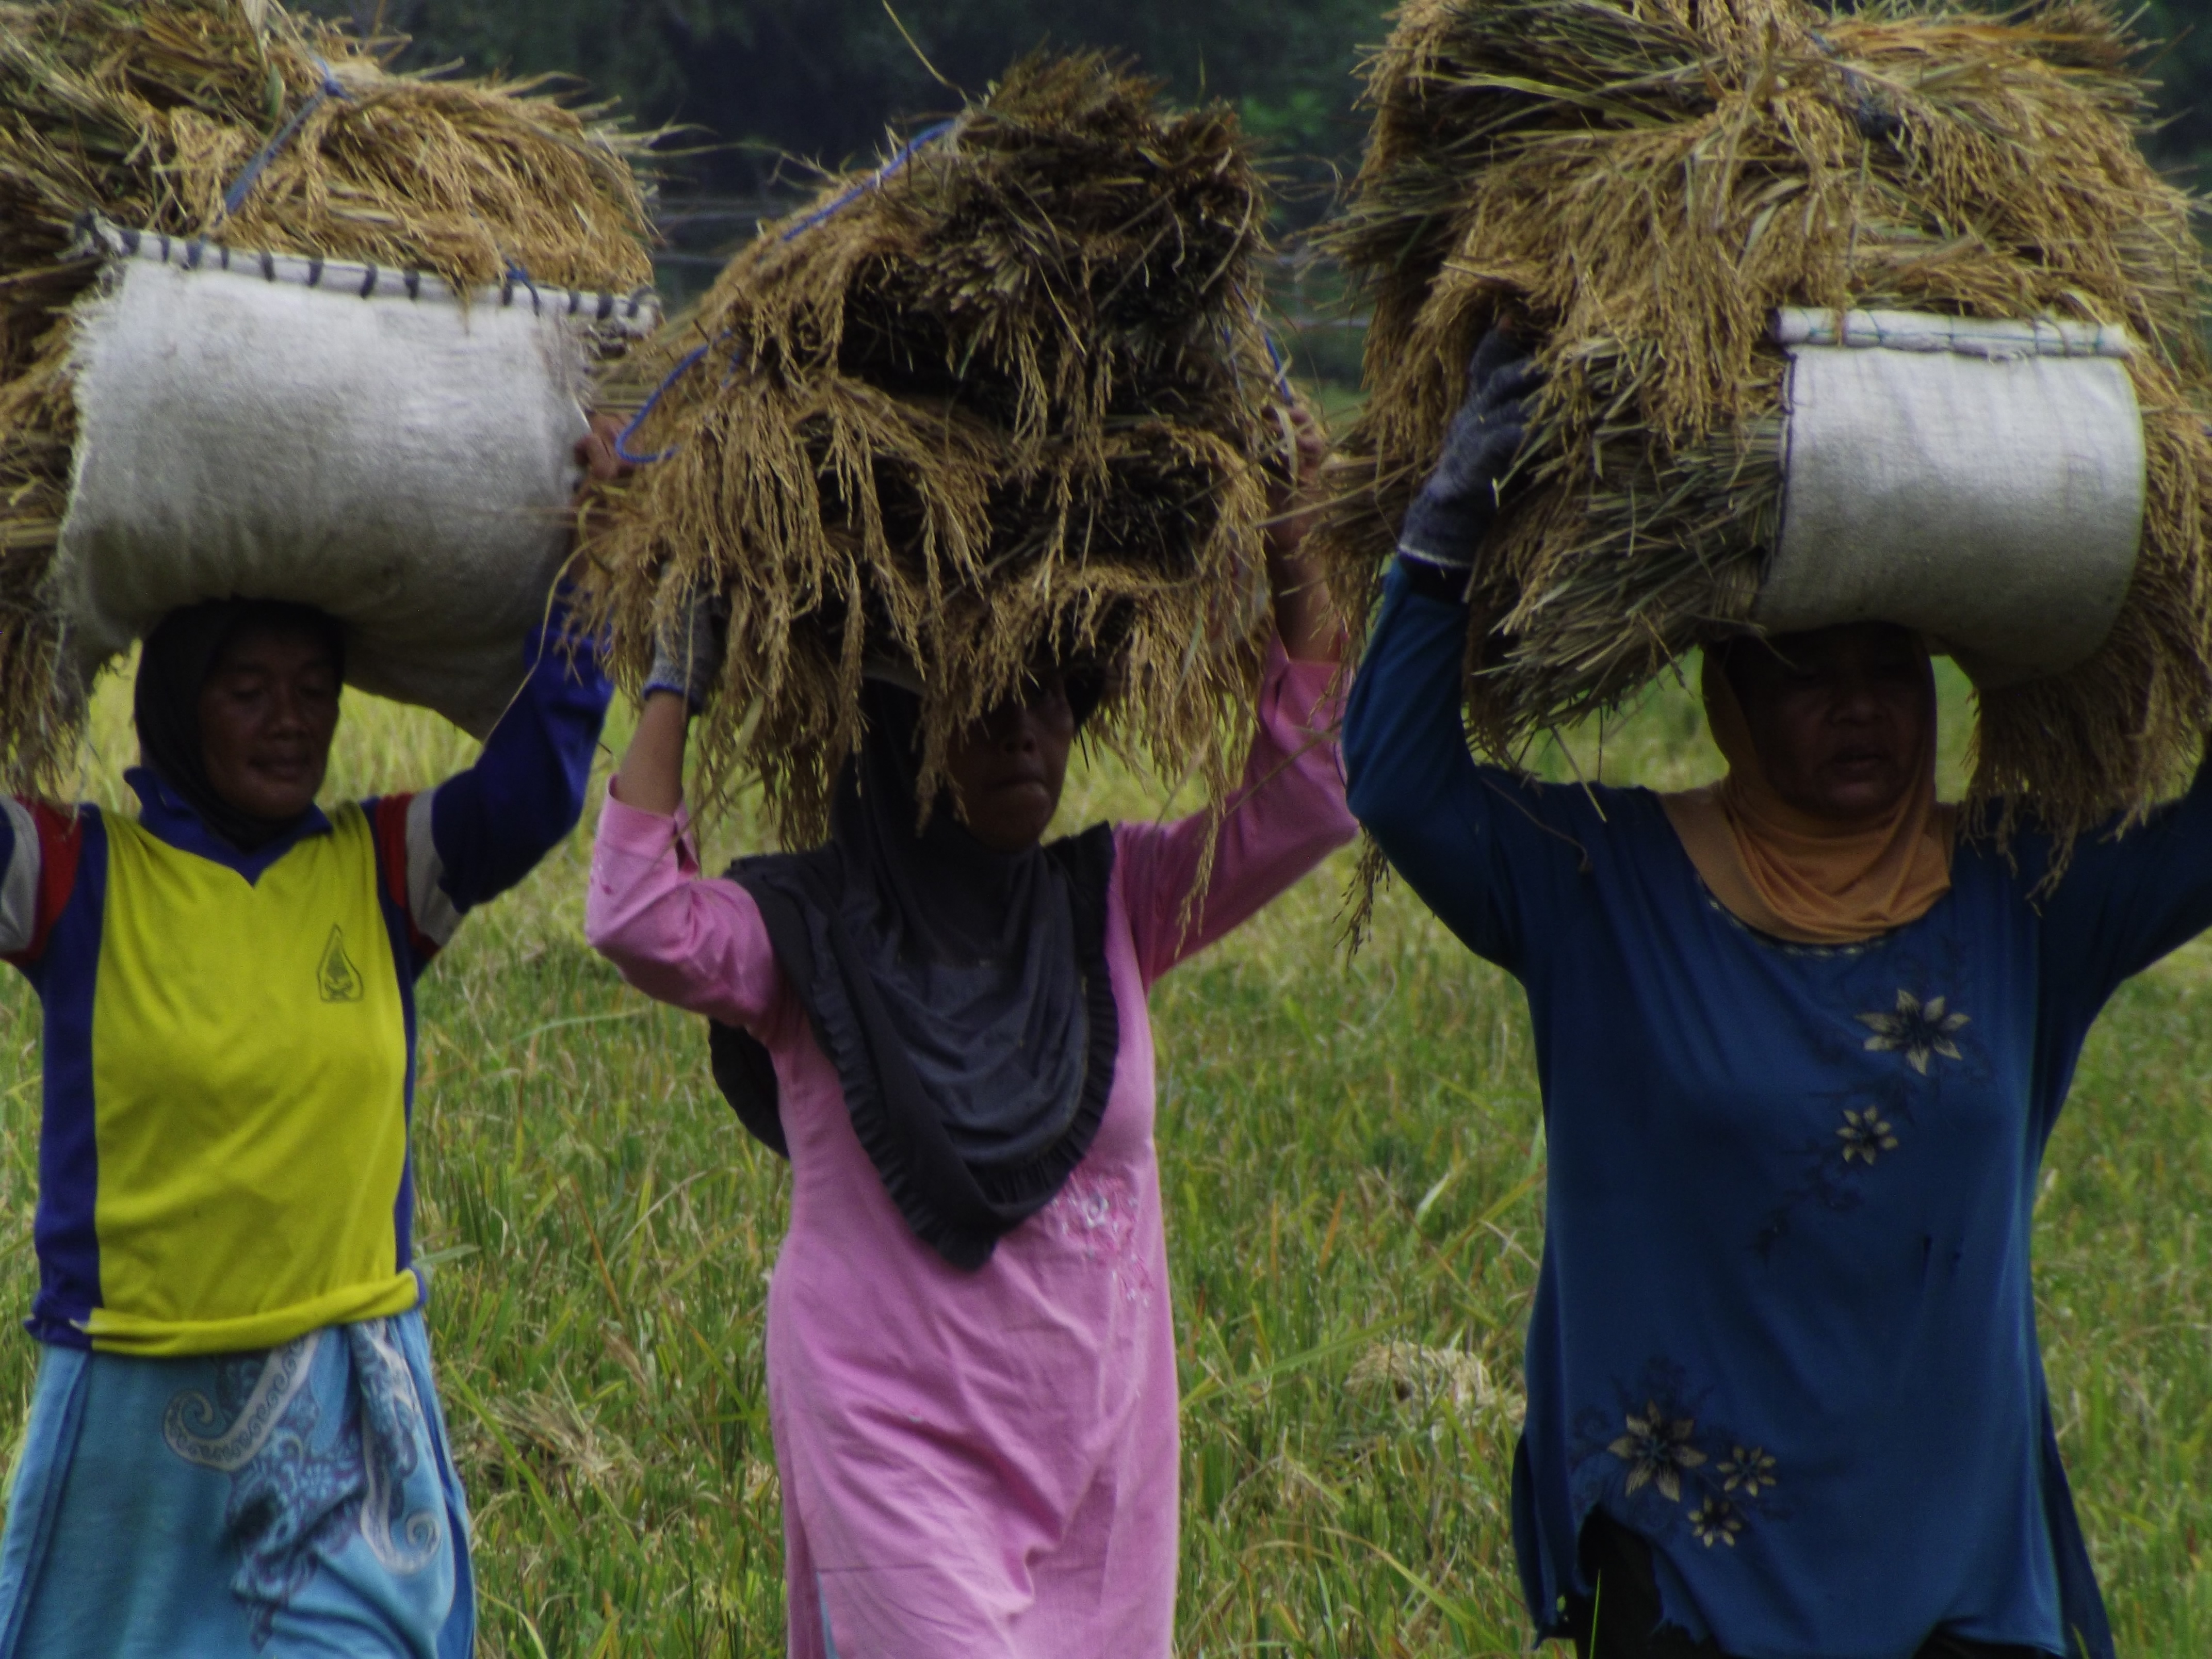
[1263,632,1348,736]
[597,783,697,868]
[1394,552,1473,606]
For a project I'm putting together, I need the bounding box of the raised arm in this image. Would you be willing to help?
[2037,751,2212,1017]
[1117,638,1357,985]
[372,604,611,967]
[583,601,787,1033]
[1345,565,1556,972]
[1343,329,1576,975]
[1115,402,1357,982]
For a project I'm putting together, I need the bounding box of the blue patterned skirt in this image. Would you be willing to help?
[0,1309,472,1658]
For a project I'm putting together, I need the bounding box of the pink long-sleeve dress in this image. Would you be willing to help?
[586,643,1353,1658]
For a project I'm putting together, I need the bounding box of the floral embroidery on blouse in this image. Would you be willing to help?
[1689,1496,1746,1548]
[1040,1168,1154,1308]
[1858,990,1970,1075]
[1753,1079,1918,1258]
[1836,1107,1900,1165]
[1574,1360,1785,1544]
[1753,969,1979,1257]
[1719,1445,1777,1498]
[1608,1401,1709,1502]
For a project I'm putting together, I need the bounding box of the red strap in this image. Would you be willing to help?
[373,794,415,913]
[371,794,440,962]
[7,802,86,966]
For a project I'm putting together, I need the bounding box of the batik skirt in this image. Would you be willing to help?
[0,1308,472,1658]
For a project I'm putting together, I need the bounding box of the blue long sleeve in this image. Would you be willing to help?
[1344,562,1588,974]
[428,612,612,914]
[2009,754,2212,1150]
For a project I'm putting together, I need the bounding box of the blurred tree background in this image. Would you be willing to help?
[307,0,2208,184]
[306,0,1380,196]
[304,0,2207,347]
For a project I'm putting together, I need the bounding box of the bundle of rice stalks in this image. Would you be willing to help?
[0,0,656,789]
[1319,0,2212,847]
[574,53,1281,843]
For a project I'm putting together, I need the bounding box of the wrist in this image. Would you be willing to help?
[1395,550,1474,606]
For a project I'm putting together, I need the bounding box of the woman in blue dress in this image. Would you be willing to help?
[1341,332,2202,1658]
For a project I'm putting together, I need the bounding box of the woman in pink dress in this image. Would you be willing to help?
[584,416,1351,1657]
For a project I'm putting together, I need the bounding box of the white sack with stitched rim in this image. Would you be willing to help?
[55,255,605,736]
[1755,308,2147,688]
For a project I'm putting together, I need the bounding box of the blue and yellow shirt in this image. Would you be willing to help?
[0,628,608,1356]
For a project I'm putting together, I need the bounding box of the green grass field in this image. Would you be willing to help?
[3,661,2211,1656]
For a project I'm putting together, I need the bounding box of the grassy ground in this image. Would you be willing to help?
[3,660,2210,1656]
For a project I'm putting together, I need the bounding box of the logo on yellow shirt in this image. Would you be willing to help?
[319,926,363,1003]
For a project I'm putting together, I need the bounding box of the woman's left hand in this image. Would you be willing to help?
[1265,401,1342,664]
[571,412,636,558]
[575,413,635,491]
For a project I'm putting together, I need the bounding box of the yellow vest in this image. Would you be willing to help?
[83,804,420,1355]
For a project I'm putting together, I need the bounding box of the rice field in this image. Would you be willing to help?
[3,657,2211,1655]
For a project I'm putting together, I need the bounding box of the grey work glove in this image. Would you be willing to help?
[1397,325,1542,573]
[644,580,728,711]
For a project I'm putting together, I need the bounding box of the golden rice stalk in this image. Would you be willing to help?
[0,0,658,790]
[1316,0,2212,852]
[573,53,1281,843]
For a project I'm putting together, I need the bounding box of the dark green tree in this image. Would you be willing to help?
[318,0,2205,189]
[2138,0,2210,177]
[316,0,1384,192]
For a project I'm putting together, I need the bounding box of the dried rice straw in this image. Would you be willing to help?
[0,0,657,789]
[1318,0,2212,866]
[573,53,1281,844]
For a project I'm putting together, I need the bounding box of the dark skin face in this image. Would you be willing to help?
[942,671,1077,853]
[1728,622,1930,825]
[197,623,343,821]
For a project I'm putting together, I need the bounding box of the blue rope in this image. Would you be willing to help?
[224,59,348,218]
[611,122,956,469]
[615,347,709,465]
[780,120,958,242]
[1263,330,1293,399]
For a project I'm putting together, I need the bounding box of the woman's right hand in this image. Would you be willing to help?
[1397,325,1542,574]
[613,577,726,818]
[643,584,728,713]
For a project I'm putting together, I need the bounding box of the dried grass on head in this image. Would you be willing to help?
[575,53,1282,845]
[0,0,657,790]
[1318,0,2212,856]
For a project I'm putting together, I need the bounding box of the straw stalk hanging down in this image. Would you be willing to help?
[0,0,657,790]
[1318,0,2212,849]
[574,54,1283,845]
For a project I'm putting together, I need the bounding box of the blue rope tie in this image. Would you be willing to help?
[615,347,709,465]
[780,120,959,242]
[612,121,957,469]
[224,59,348,218]
[1263,330,1293,399]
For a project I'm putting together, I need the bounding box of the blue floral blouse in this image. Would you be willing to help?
[1342,564,2212,1659]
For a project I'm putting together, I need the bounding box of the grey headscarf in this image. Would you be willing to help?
[709,681,1118,1270]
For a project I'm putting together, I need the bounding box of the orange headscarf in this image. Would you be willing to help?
[1659,648,1958,945]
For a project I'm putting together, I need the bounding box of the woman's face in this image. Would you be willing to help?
[198,623,343,821]
[1730,623,1929,824]
[944,672,1076,853]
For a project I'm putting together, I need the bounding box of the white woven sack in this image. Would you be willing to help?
[1755,307,2146,688]
[53,224,660,735]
